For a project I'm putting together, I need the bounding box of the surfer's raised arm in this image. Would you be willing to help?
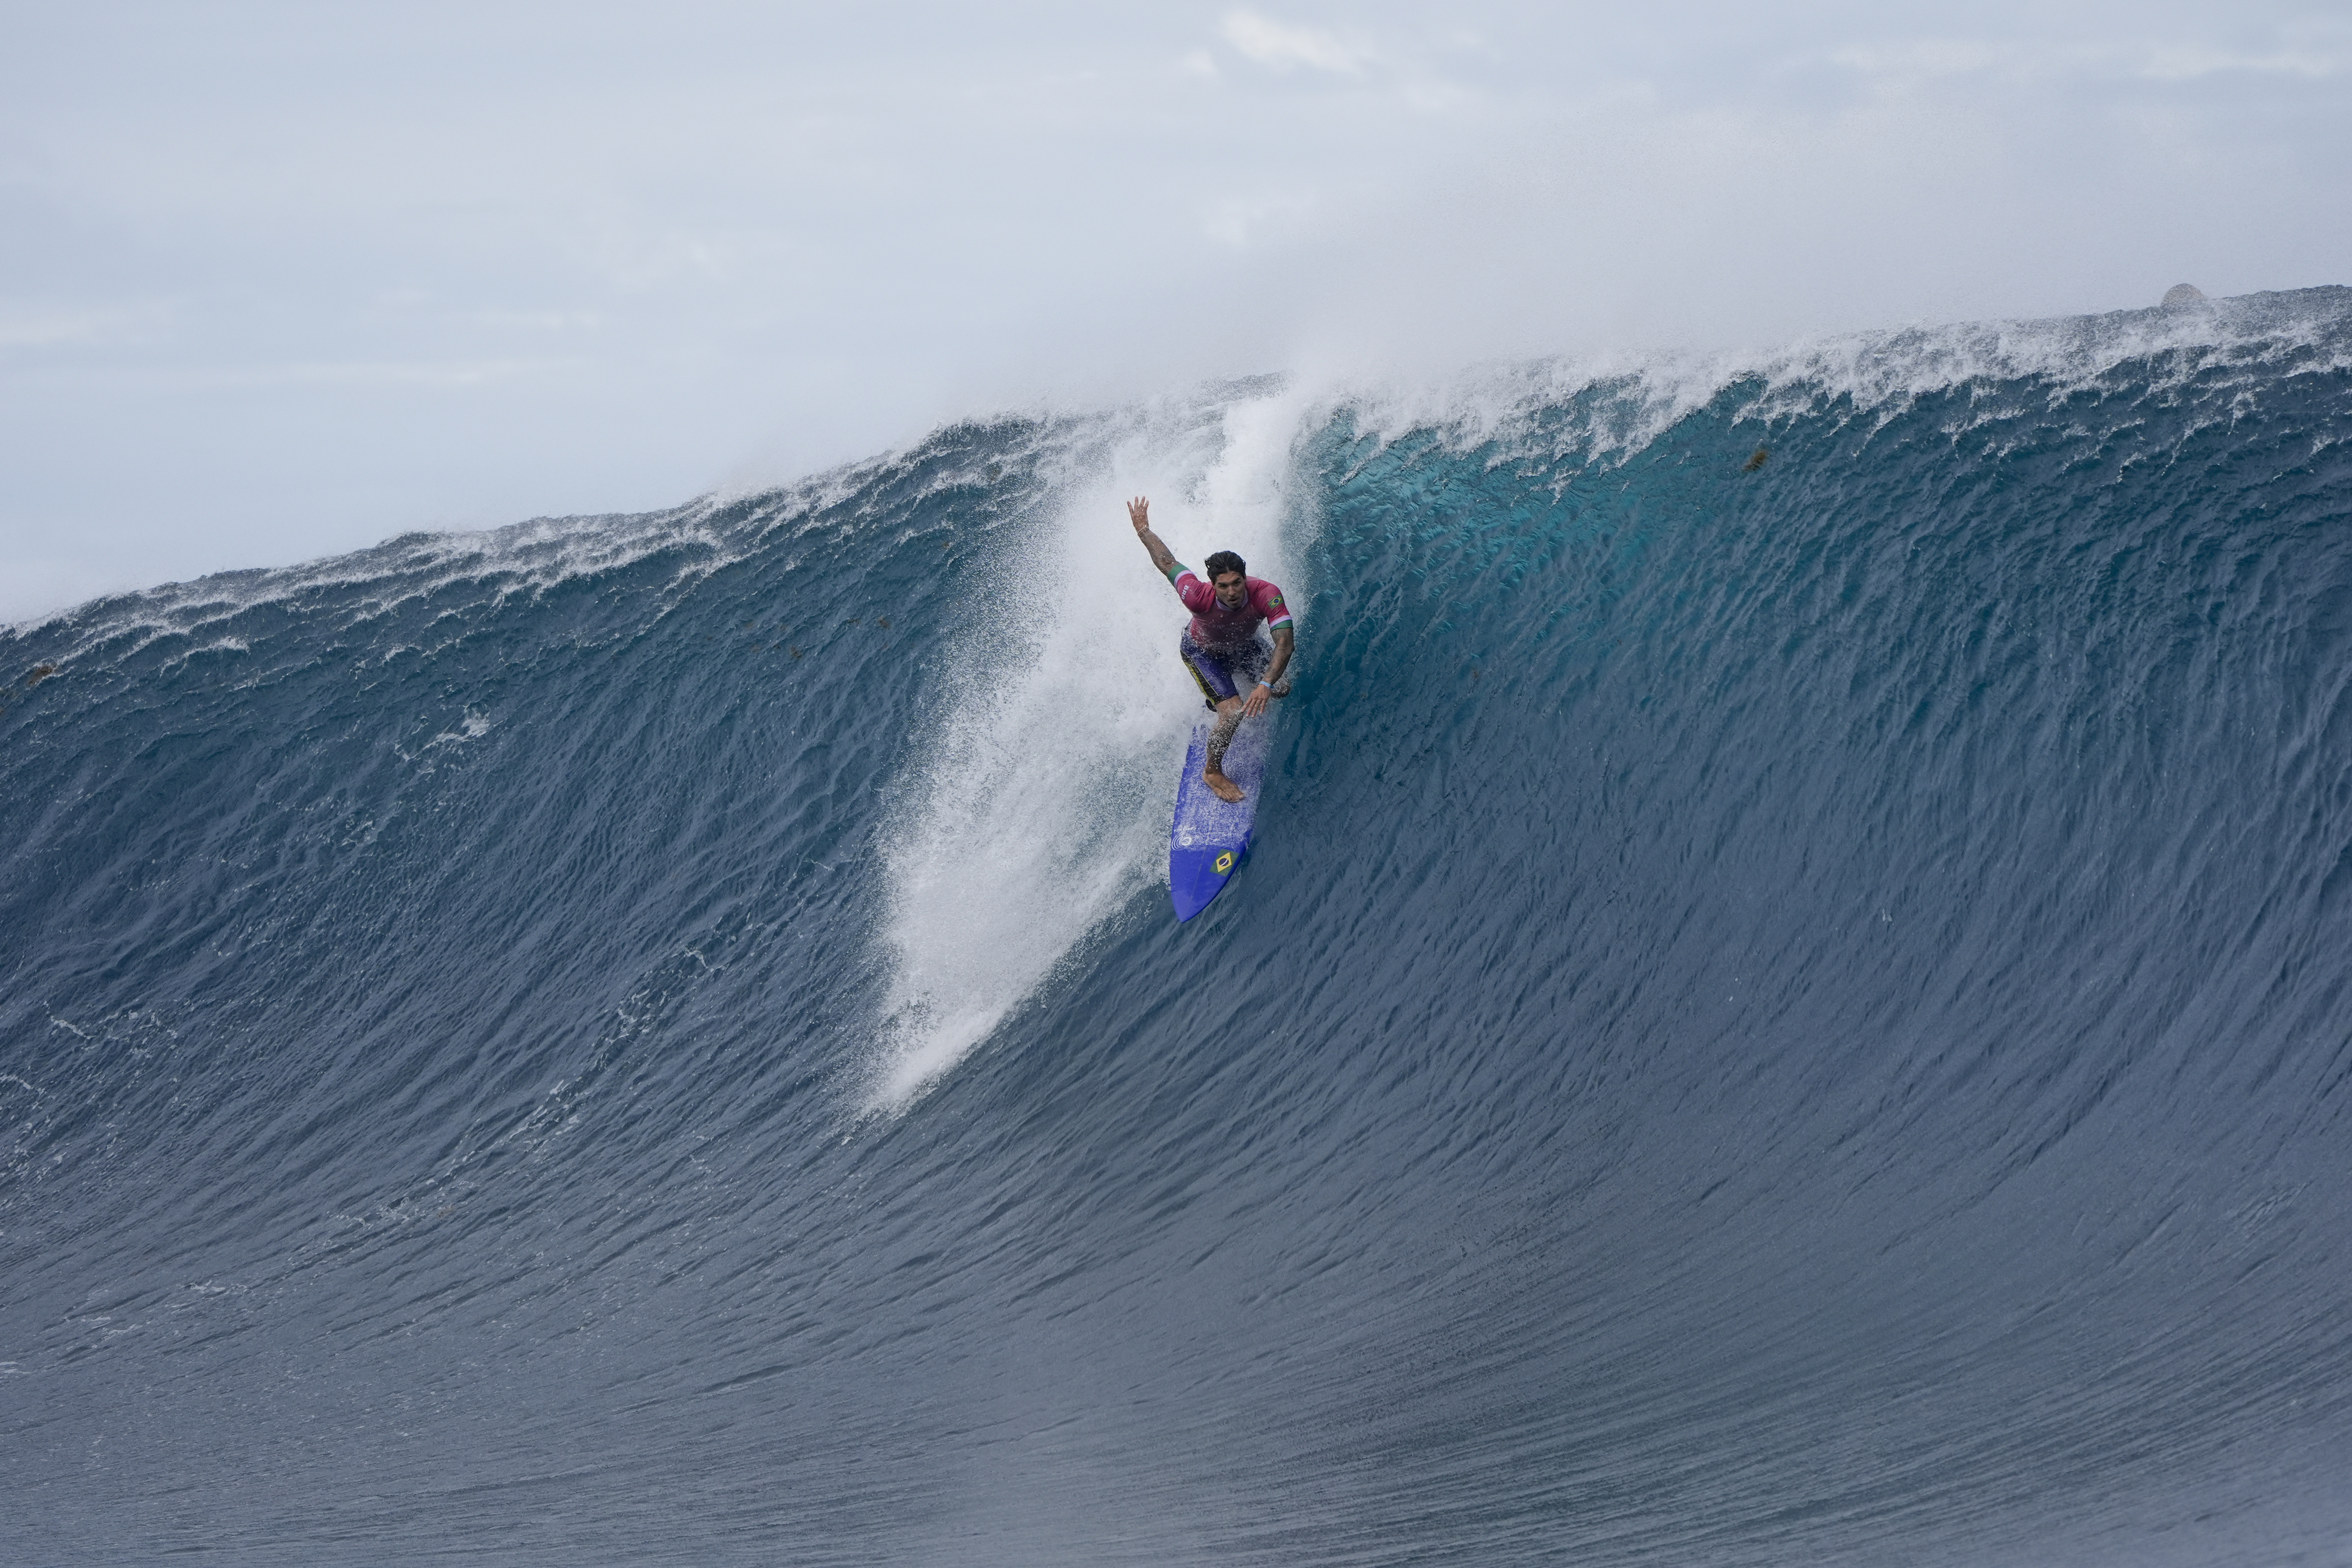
[1128,496,1182,583]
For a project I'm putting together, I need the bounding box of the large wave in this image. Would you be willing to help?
[5,288,2351,1566]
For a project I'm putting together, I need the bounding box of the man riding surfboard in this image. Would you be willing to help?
[1128,496,1294,804]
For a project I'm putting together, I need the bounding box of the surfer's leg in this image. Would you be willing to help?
[1181,634,1250,803]
[1203,697,1247,803]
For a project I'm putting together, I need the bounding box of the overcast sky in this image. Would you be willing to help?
[4,1,2347,621]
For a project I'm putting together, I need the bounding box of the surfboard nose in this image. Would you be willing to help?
[1171,843,1246,921]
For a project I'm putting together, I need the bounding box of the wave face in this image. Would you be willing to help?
[7,290,2352,1566]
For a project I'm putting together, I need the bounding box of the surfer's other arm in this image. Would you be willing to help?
[1242,625,1294,718]
[1128,496,1183,582]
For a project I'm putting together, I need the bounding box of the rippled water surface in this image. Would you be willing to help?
[6,291,2352,1565]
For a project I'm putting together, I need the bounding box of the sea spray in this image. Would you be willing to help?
[866,381,1314,1106]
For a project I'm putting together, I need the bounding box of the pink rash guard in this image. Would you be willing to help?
[1171,567,1293,650]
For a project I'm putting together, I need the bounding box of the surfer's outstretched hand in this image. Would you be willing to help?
[1128,496,1150,534]
[1241,677,1291,718]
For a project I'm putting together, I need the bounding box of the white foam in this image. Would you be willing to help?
[425,709,496,749]
[0,454,895,660]
[862,382,1315,1111]
[1324,287,2352,470]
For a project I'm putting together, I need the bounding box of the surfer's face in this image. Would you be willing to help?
[1212,570,1247,609]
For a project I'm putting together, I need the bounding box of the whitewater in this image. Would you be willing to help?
[5,287,2351,1565]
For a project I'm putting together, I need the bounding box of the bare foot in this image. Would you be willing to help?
[1204,768,1245,804]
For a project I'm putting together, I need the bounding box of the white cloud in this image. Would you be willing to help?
[1200,189,1320,249]
[1831,32,2347,88]
[1829,40,2006,81]
[0,303,165,349]
[2133,44,2343,80]
[1220,10,1368,75]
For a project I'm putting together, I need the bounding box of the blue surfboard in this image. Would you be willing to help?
[1170,718,1270,921]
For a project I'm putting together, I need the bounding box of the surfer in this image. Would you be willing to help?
[1128,496,1293,804]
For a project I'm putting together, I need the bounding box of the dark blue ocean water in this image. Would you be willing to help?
[6,289,2352,1566]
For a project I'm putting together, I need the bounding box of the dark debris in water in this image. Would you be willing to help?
[1743,447,1770,472]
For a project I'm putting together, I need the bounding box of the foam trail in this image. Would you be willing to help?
[866,385,1313,1108]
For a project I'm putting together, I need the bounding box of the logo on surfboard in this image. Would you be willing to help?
[1214,852,1235,875]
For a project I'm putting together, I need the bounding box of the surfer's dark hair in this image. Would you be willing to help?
[1204,550,1247,581]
